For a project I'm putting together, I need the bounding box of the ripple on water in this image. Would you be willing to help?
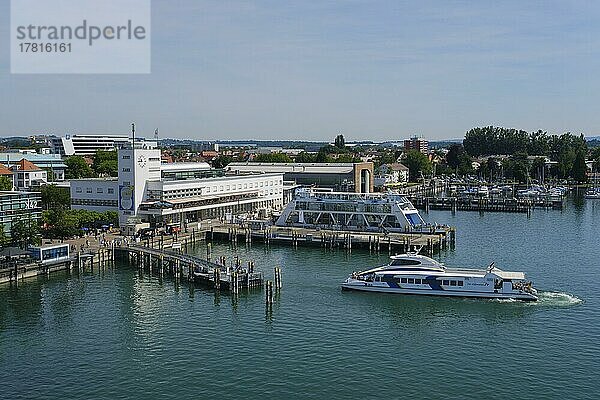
[534,291,584,307]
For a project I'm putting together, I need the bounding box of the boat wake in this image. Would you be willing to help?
[532,291,583,307]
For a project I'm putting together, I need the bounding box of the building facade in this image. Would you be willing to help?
[0,153,66,181]
[404,136,429,155]
[117,141,162,226]
[70,179,119,212]
[140,173,284,226]
[12,159,47,190]
[49,134,131,156]
[69,141,285,229]
[0,191,42,239]
[226,162,374,193]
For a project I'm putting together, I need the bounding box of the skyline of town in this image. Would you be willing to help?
[2,1,600,140]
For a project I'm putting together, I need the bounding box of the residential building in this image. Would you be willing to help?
[374,163,409,188]
[11,159,47,190]
[404,136,429,155]
[0,153,66,181]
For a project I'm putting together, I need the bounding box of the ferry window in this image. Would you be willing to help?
[401,278,407,283]
[450,280,457,286]
[108,188,114,194]
[443,280,449,286]
[408,278,414,284]
[458,281,464,286]
[391,259,422,266]
[414,278,421,284]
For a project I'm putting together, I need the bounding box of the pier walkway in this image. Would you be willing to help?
[206,223,455,255]
[114,244,263,292]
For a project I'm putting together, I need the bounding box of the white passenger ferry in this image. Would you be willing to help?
[276,188,438,233]
[342,253,538,301]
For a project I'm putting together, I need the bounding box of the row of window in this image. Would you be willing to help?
[74,187,115,194]
[395,277,464,286]
[162,180,283,200]
[71,199,118,207]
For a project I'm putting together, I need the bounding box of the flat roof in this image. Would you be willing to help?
[227,162,363,174]
[154,172,283,187]
[0,190,40,196]
[160,162,211,172]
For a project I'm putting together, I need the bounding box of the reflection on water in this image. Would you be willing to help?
[0,198,599,400]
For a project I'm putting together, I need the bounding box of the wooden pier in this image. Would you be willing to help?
[114,244,264,292]
[205,223,455,255]
[0,246,116,285]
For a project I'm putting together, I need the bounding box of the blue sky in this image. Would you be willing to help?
[1,0,599,141]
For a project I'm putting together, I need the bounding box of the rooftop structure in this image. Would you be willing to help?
[226,162,374,193]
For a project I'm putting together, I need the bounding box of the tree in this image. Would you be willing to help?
[40,184,70,211]
[530,157,547,182]
[294,152,316,163]
[0,176,13,191]
[572,148,588,183]
[446,144,467,169]
[503,152,530,183]
[11,217,40,249]
[92,150,118,177]
[402,150,432,182]
[334,134,346,149]
[335,154,361,163]
[253,153,293,163]
[212,155,233,169]
[65,156,93,179]
[591,147,600,172]
[374,150,399,168]
[0,225,7,248]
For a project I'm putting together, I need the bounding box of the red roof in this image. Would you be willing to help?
[13,159,42,172]
[0,163,12,175]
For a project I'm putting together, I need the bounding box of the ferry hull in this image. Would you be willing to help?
[341,282,538,301]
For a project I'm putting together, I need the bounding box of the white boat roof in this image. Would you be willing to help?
[361,254,527,280]
[492,269,525,280]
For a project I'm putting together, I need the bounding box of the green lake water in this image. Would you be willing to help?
[1,197,599,399]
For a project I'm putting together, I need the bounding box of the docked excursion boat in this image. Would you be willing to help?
[342,253,538,301]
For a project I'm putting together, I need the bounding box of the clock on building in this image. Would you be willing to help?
[137,155,147,168]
